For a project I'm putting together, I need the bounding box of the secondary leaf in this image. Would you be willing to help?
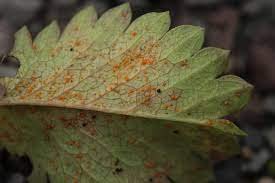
[0,3,252,183]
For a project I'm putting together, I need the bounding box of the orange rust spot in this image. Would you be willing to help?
[72,93,83,100]
[66,140,81,148]
[79,112,87,118]
[34,92,42,100]
[170,94,180,101]
[26,86,34,94]
[124,76,130,82]
[141,58,154,65]
[144,161,157,169]
[164,103,173,110]
[205,120,214,127]
[112,64,120,72]
[131,31,137,37]
[74,40,81,47]
[57,95,66,101]
[107,84,116,91]
[153,171,166,178]
[64,75,73,84]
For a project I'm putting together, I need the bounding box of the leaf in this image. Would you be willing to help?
[0,3,253,183]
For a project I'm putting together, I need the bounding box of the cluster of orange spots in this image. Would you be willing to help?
[65,140,81,148]
[169,94,180,101]
[26,85,34,94]
[112,64,120,72]
[139,85,157,105]
[205,120,215,127]
[107,84,117,91]
[144,160,157,169]
[71,92,84,100]
[131,31,137,37]
[33,91,43,100]
[141,57,154,66]
[163,103,174,110]
[64,74,74,84]
[59,116,77,128]
[78,111,87,118]
[57,95,66,102]
[50,46,62,57]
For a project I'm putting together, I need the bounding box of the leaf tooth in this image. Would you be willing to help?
[3,26,35,92]
[110,11,170,59]
[160,25,204,62]
[34,20,60,51]
[60,5,98,41]
[91,2,132,50]
[173,75,252,121]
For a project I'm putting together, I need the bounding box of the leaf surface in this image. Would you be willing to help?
[0,3,252,183]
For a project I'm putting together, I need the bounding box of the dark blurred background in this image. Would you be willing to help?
[0,0,275,183]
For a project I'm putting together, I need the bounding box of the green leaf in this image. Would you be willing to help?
[0,3,252,183]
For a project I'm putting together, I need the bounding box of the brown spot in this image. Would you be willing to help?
[170,94,179,101]
[124,76,130,82]
[205,120,214,127]
[235,91,242,97]
[66,140,81,148]
[57,96,66,102]
[127,136,137,144]
[74,40,81,47]
[131,31,137,37]
[180,60,188,68]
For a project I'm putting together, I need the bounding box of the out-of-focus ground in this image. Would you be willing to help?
[0,0,275,183]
